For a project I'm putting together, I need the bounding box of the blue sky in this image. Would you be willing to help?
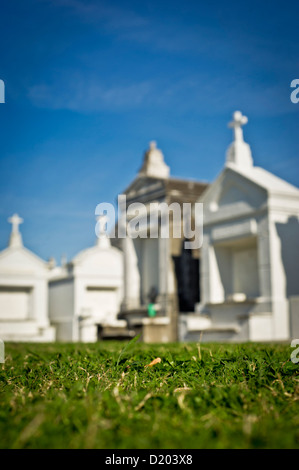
[0,0,298,262]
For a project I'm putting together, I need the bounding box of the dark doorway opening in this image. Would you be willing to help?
[173,240,200,312]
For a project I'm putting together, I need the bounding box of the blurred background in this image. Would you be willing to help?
[0,0,298,261]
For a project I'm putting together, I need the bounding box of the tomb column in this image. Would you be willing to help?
[121,222,140,311]
[200,233,211,305]
[257,215,272,302]
[121,225,130,311]
[158,235,168,315]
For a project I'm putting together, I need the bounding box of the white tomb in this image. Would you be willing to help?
[0,214,55,342]
[182,111,299,342]
[118,141,207,342]
[49,216,124,342]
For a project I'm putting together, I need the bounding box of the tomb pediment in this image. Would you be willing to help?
[70,217,123,279]
[217,178,266,210]
[202,168,267,221]
[0,247,47,276]
[124,176,166,200]
[72,245,122,273]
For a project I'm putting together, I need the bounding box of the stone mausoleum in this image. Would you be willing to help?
[180,111,299,342]
[117,141,208,342]
[0,214,55,342]
[48,216,125,342]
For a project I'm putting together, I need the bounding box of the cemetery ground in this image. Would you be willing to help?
[0,340,299,449]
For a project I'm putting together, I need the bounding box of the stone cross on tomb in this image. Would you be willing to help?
[8,213,23,248]
[95,214,111,248]
[228,111,248,142]
[8,213,23,233]
[96,214,108,236]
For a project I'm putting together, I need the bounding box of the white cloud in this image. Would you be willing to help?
[27,71,298,118]
[28,77,152,112]
[47,0,147,30]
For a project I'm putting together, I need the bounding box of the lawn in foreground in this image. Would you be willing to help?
[0,341,298,449]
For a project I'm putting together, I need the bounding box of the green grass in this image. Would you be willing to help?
[0,340,299,449]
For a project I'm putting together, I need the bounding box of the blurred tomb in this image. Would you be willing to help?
[180,111,299,342]
[0,214,55,342]
[116,141,208,342]
[48,216,129,342]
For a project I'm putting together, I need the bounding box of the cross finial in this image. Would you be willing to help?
[96,214,108,234]
[228,111,248,142]
[8,213,23,233]
[149,140,157,150]
[226,111,253,168]
[95,214,111,248]
[8,213,23,248]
